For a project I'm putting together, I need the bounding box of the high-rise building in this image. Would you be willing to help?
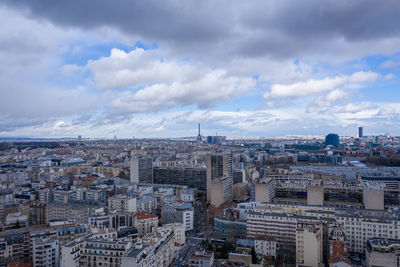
[359,127,363,138]
[206,153,232,202]
[130,155,153,184]
[325,133,339,147]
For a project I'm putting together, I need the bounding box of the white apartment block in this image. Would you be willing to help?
[164,223,186,245]
[121,227,175,267]
[254,238,277,257]
[32,236,60,267]
[137,197,157,214]
[108,194,137,213]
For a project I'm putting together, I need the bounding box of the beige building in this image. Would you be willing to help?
[206,153,232,202]
[307,183,324,206]
[210,176,233,207]
[255,178,275,202]
[363,184,384,210]
[133,212,158,236]
[296,222,323,267]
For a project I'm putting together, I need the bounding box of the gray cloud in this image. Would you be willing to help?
[3,0,400,62]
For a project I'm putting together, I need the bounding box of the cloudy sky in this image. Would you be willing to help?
[1,0,400,138]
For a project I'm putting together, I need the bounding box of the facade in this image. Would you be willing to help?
[296,222,323,267]
[61,229,121,267]
[206,153,232,202]
[214,217,247,242]
[325,133,340,147]
[255,178,275,202]
[164,223,186,245]
[0,229,31,266]
[307,183,324,206]
[137,197,157,213]
[47,203,99,225]
[108,194,137,213]
[328,228,351,267]
[359,127,363,138]
[153,166,207,190]
[363,185,384,210]
[32,236,59,267]
[210,176,233,207]
[366,238,400,267]
[254,237,277,257]
[161,202,194,231]
[121,227,175,267]
[29,202,47,225]
[233,169,245,184]
[133,213,158,236]
[180,188,195,203]
[130,155,153,184]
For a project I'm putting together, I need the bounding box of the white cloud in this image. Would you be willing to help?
[264,71,380,100]
[338,102,377,113]
[77,48,256,113]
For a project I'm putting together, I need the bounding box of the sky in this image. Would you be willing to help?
[1,0,400,138]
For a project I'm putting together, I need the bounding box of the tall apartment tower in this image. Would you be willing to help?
[358,127,363,138]
[130,155,153,184]
[206,153,232,202]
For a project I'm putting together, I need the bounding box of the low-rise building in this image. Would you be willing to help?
[133,213,158,236]
[366,238,400,267]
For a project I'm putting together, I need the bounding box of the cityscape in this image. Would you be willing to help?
[1,1,400,267]
[0,127,400,267]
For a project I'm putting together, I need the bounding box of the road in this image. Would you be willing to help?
[247,179,255,201]
[170,199,206,267]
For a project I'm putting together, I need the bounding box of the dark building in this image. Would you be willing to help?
[359,127,363,138]
[325,133,340,147]
[233,169,244,184]
[153,166,207,190]
[206,136,226,144]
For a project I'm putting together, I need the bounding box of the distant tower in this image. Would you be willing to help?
[197,124,202,142]
[358,127,363,138]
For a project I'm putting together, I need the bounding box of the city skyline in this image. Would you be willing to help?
[1,1,400,138]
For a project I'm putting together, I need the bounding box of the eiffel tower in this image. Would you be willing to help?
[197,123,202,142]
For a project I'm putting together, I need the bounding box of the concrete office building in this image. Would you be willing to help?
[206,153,232,202]
[153,166,206,190]
[209,176,233,207]
[255,178,275,202]
[130,155,153,184]
[161,202,194,231]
